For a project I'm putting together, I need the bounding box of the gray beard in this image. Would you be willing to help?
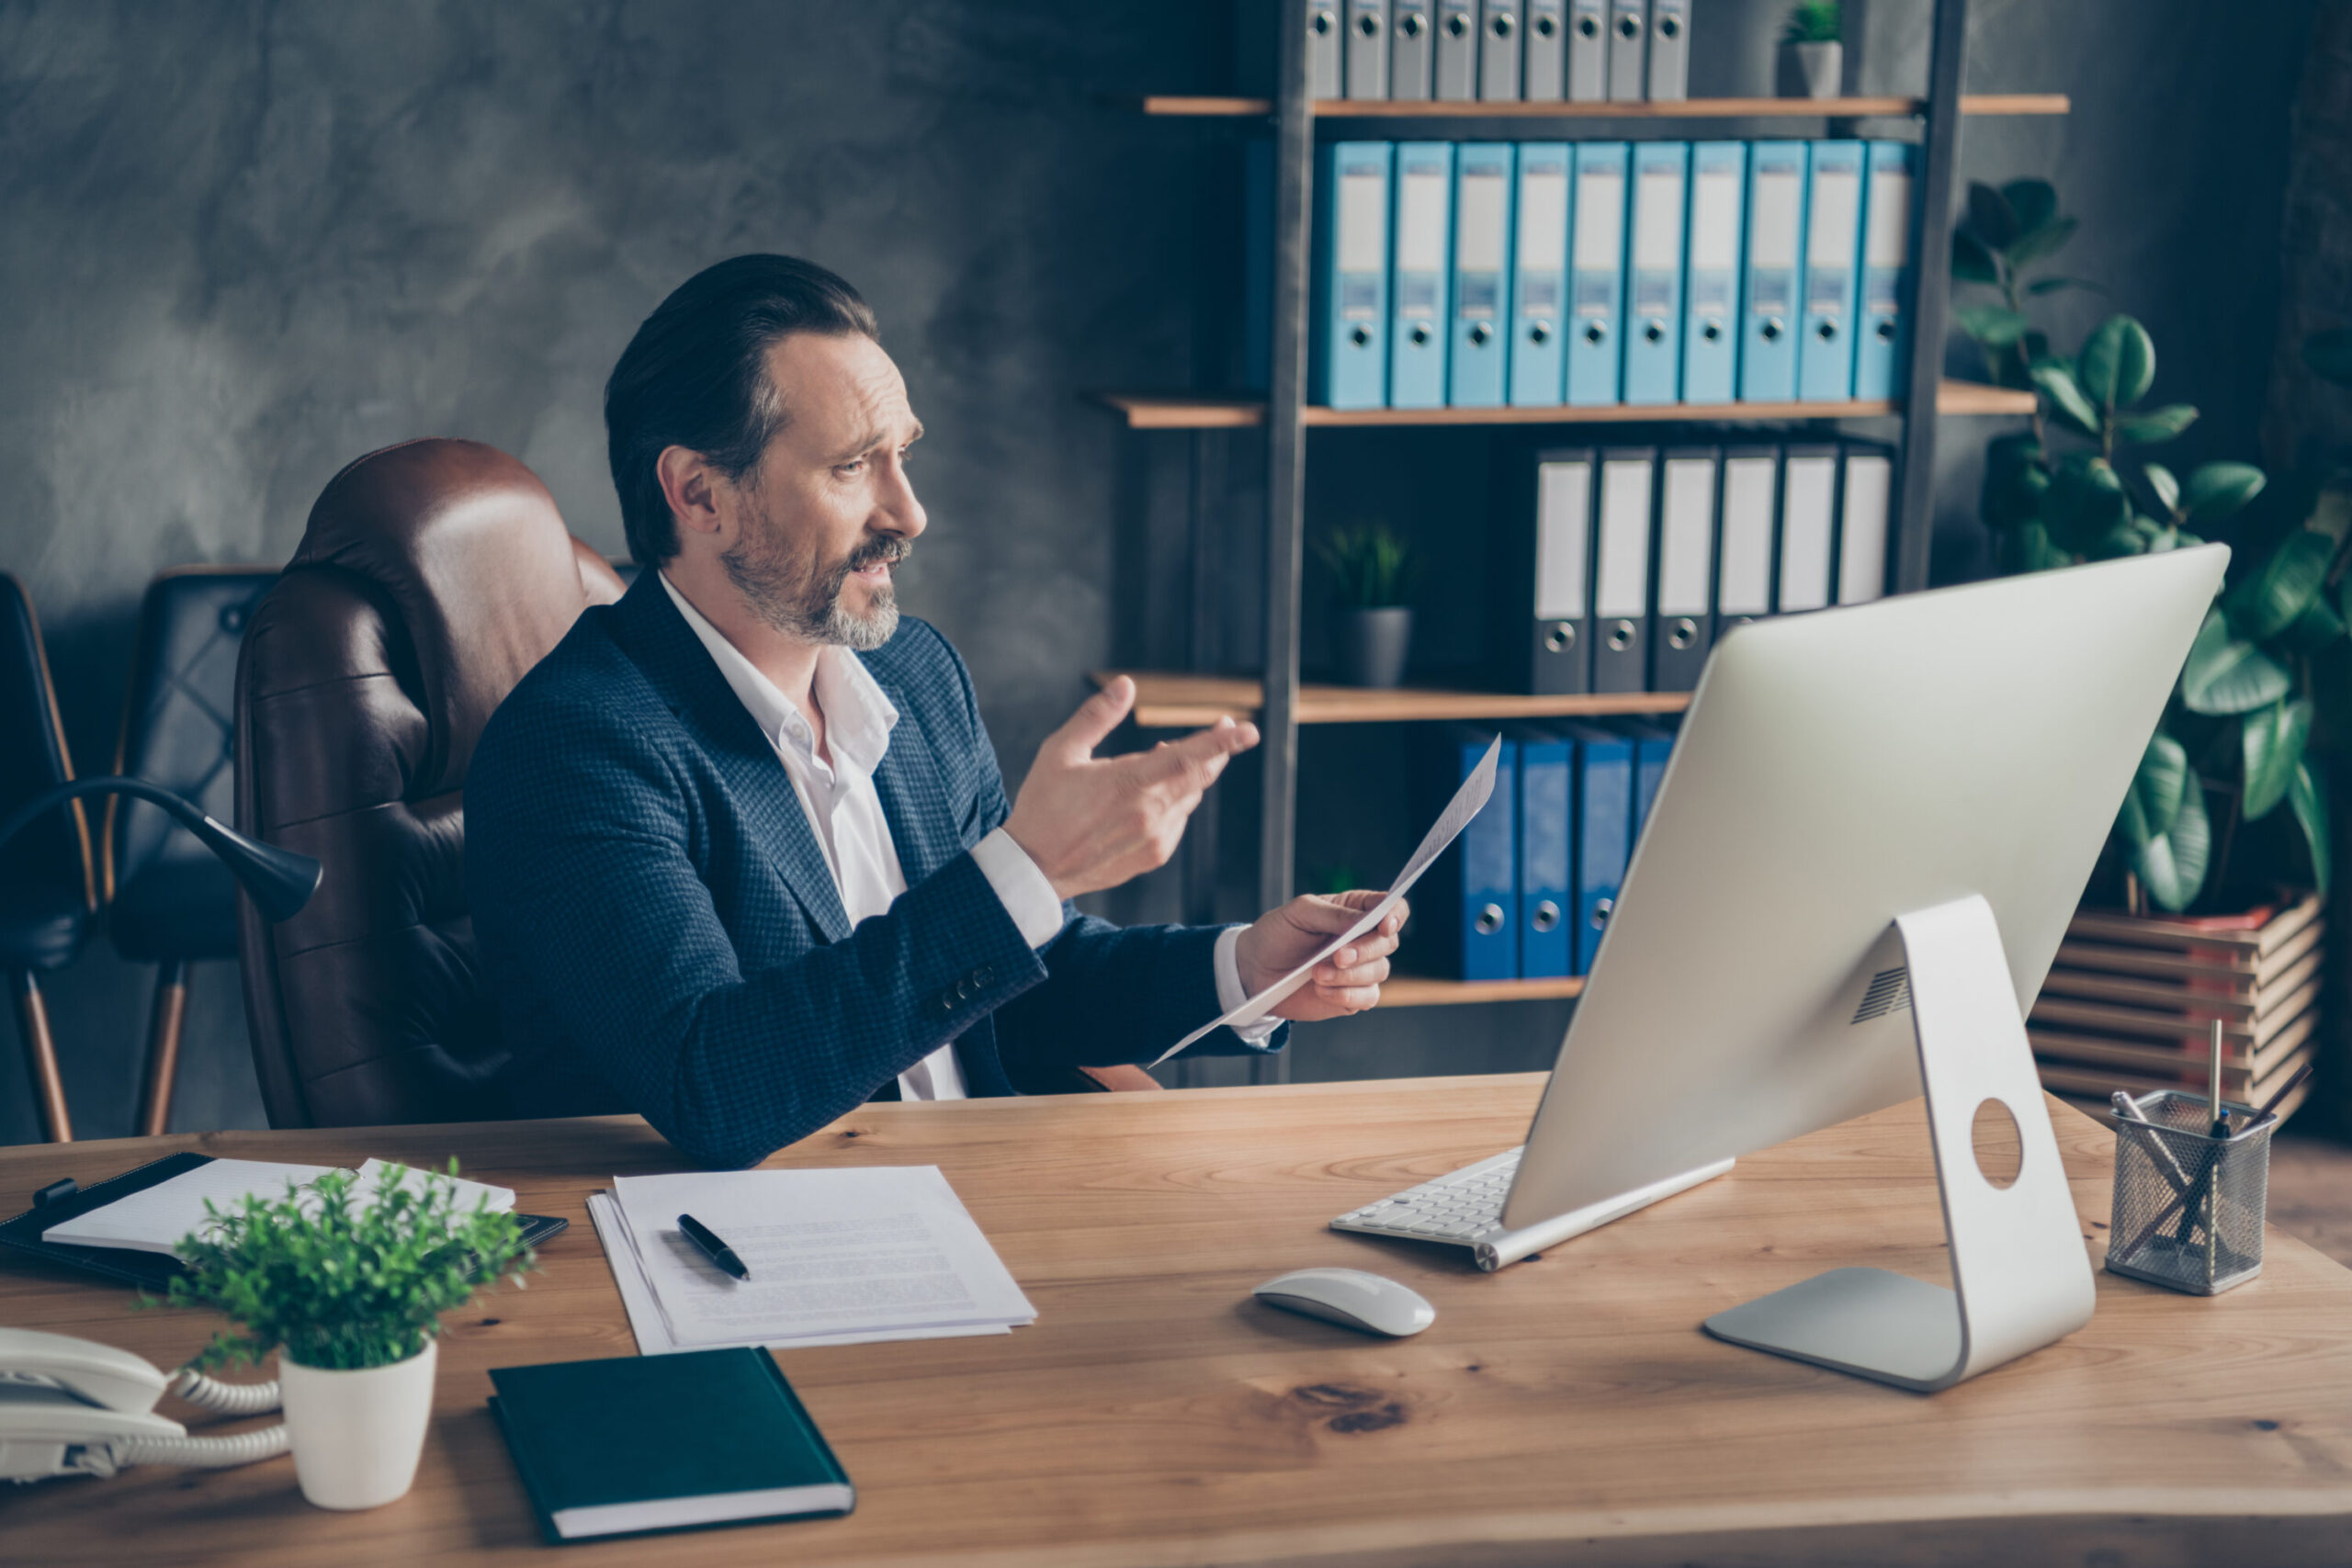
[720,522,903,652]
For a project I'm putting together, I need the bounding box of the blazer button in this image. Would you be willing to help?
[972,965,994,987]
[954,980,974,1003]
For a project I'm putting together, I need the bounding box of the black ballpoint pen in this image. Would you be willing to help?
[678,1213,750,1280]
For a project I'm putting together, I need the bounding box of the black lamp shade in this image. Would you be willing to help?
[0,776,321,924]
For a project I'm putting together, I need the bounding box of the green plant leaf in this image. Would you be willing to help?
[2111,404,2199,446]
[2044,454,2132,555]
[1954,303,2032,347]
[2289,757,2331,897]
[2303,327,2352,390]
[2127,766,2211,913]
[2119,728,2190,842]
[2025,276,2105,298]
[1978,433,2048,530]
[1951,229,1999,285]
[2180,461,2267,524]
[2222,528,2335,642]
[1966,182,2019,250]
[2004,519,2075,573]
[2000,179,2057,236]
[2143,463,2180,514]
[1780,0,1842,44]
[2278,592,2347,653]
[2241,698,2312,820]
[2028,357,2101,437]
[2181,608,2293,715]
[2077,314,2156,411]
[2005,216,2079,269]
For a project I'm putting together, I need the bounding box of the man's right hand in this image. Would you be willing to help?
[1002,676,1261,901]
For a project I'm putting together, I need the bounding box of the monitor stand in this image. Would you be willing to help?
[1702,893,2098,1393]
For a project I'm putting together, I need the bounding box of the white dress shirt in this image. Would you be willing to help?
[658,574,1270,1101]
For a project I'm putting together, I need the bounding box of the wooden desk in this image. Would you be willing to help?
[4,1077,2349,1565]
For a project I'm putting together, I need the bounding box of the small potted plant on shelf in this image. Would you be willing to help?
[1779,1,1843,101]
[155,1162,536,1510]
[1952,177,2346,1118]
[1317,522,1419,689]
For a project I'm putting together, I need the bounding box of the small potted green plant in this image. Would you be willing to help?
[1780,1,1843,100]
[1951,178,2341,917]
[155,1163,535,1510]
[1316,523,1418,688]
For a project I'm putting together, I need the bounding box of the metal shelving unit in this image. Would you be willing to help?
[1103,0,2046,1039]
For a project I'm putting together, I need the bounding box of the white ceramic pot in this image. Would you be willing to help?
[277,1337,437,1510]
[1789,39,1843,100]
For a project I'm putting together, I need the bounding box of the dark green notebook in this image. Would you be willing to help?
[490,1348,854,1543]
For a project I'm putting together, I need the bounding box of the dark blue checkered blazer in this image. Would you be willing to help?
[467,571,1270,1168]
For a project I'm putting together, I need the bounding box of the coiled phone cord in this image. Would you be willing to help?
[85,1367,288,1474]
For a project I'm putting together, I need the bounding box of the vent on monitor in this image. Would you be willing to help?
[1849,966,1912,1024]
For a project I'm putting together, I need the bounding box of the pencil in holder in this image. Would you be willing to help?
[2105,1089,2271,1296]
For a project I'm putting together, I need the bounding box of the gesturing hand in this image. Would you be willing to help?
[1233,889,1408,1022]
[1003,676,1261,901]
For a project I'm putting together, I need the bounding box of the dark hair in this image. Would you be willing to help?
[604,254,880,566]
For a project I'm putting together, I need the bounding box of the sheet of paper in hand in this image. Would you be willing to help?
[1150,735,1503,1068]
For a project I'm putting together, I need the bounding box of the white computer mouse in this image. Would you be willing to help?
[1252,1268,1436,1337]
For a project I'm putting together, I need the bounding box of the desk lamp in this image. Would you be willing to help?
[0,776,320,923]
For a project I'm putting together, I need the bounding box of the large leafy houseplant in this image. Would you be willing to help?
[154,1162,536,1371]
[1954,180,2346,915]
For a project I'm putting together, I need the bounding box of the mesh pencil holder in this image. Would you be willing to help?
[2106,1089,2271,1296]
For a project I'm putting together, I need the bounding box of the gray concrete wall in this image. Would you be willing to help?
[0,1,2320,1143]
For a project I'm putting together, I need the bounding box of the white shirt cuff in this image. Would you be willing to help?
[1213,926,1284,1043]
[970,829,1066,949]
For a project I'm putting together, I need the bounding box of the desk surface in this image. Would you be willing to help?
[3,1077,2349,1566]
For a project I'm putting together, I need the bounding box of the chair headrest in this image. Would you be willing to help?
[289,438,589,797]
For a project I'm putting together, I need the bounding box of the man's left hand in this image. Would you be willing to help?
[1233,890,1408,1022]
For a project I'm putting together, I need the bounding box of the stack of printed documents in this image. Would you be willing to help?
[41,1157,514,1258]
[586,1167,1035,1354]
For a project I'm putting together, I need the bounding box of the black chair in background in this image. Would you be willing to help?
[104,569,277,1136]
[0,573,96,1143]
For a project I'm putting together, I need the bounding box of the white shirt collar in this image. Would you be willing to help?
[657,570,898,773]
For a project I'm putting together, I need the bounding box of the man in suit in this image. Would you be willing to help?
[468,255,1405,1168]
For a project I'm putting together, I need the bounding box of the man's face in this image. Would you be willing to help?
[718,331,925,650]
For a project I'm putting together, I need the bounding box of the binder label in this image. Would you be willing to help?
[1520,167,1568,269]
[1535,460,1592,620]
[1397,164,1450,316]
[1595,457,1651,618]
[1658,457,1714,616]
[1573,169,1623,317]
[1339,170,1386,318]
[1750,166,1800,310]
[1718,456,1776,617]
[1456,166,1508,321]
[1863,167,1910,312]
[1689,166,1740,310]
[1632,166,1682,315]
[1804,168,1860,312]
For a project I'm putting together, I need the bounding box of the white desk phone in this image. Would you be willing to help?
[0,1326,288,1481]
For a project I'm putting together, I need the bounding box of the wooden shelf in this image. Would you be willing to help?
[1091,380,2032,430]
[1381,975,1586,1007]
[1137,93,2068,119]
[1934,379,2041,416]
[1092,671,1691,728]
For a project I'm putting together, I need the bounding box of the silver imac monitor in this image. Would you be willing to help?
[1487,545,2226,1388]
[1505,544,2224,1228]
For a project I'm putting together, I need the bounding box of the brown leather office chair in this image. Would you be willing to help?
[234,439,624,1128]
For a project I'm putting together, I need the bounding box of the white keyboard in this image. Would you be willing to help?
[1331,1146,1738,1272]
[1331,1147,1522,1253]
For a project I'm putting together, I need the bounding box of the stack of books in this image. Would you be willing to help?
[2030,891,2322,1121]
